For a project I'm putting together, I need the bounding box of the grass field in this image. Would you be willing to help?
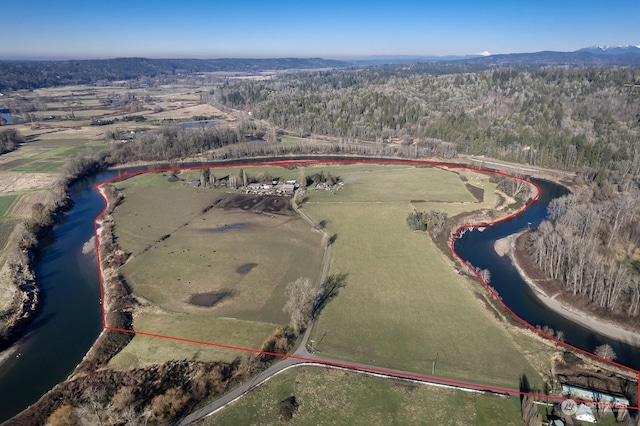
[109,165,550,388]
[297,165,548,389]
[0,196,19,217]
[207,366,525,425]
[109,313,279,368]
[0,138,107,173]
[110,171,325,365]
[0,221,17,252]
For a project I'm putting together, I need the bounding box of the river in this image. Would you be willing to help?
[0,163,637,422]
[454,178,640,370]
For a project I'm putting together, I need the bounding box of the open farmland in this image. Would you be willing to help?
[0,196,19,217]
[109,171,324,366]
[0,138,106,174]
[107,164,550,389]
[207,366,524,425]
[297,164,548,389]
[10,191,54,218]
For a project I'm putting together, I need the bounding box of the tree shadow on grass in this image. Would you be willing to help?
[312,272,347,319]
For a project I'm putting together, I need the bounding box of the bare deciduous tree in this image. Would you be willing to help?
[594,343,617,361]
[283,277,315,335]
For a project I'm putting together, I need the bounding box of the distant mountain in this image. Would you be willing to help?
[577,45,640,55]
[350,54,483,66]
[458,46,640,67]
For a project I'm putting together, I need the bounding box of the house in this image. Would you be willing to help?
[281,183,295,194]
[246,183,262,191]
[575,404,596,423]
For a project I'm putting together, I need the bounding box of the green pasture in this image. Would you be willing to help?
[0,138,107,173]
[109,313,278,368]
[0,221,17,252]
[208,366,524,426]
[110,171,324,363]
[113,174,324,321]
[0,196,19,218]
[299,166,544,388]
[110,164,547,384]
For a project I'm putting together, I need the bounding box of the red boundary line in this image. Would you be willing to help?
[92,158,640,410]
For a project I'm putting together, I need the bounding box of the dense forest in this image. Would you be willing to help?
[0,58,349,91]
[217,67,640,174]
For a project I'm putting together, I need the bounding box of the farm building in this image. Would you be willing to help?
[281,183,295,194]
[561,384,629,408]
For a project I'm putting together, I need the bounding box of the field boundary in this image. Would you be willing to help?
[92,158,640,412]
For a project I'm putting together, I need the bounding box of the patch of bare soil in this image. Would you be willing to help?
[216,194,294,215]
[236,263,257,274]
[464,183,484,202]
[188,291,234,307]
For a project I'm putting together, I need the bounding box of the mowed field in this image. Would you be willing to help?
[0,138,106,174]
[208,366,524,426]
[298,165,548,389]
[109,171,325,367]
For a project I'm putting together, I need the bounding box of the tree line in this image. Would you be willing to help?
[0,58,349,91]
[0,128,24,155]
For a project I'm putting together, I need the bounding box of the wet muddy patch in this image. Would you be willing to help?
[188,291,233,307]
[236,263,258,274]
[216,194,294,215]
[208,223,248,233]
[465,183,485,202]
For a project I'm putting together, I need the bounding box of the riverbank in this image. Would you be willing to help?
[495,232,640,347]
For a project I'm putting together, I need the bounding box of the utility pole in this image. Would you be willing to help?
[432,352,438,375]
[317,332,327,351]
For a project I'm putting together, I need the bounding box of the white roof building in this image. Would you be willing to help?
[575,404,596,423]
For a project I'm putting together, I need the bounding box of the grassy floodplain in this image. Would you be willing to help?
[108,163,550,391]
[207,366,525,425]
[109,170,325,367]
[295,164,549,389]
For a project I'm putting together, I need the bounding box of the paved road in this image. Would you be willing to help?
[175,346,516,425]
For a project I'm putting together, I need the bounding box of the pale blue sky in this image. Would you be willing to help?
[1,0,638,59]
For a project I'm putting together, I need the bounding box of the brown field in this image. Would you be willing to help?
[0,172,58,193]
[150,103,226,120]
[10,191,54,218]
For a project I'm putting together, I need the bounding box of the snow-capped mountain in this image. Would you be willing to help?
[577,45,640,55]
